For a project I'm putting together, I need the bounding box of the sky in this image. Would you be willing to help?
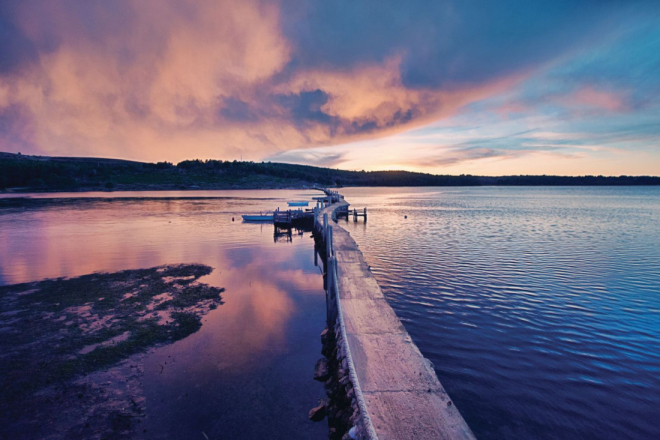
[0,0,659,175]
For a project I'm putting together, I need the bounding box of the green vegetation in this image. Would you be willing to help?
[1,151,658,192]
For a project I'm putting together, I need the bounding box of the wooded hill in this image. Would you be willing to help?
[1,152,658,192]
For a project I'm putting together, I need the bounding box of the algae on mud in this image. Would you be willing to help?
[0,263,224,439]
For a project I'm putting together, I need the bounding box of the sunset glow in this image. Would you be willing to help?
[1,1,659,174]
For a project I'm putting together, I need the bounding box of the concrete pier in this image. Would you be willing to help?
[315,191,475,440]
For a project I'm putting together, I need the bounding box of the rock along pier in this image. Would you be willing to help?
[313,189,476,440]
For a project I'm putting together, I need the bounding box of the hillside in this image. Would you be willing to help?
[1,152,658,192]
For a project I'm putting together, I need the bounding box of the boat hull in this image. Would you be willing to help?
[242,215,273,222]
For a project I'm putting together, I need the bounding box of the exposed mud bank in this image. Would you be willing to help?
[0,264,224,439]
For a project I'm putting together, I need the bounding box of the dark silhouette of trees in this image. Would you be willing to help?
[0,152,658,191]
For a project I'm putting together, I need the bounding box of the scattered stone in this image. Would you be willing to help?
[349,410,359,425]
[314,358,330,381]
[309,403,327,422]
[314,323,356,440]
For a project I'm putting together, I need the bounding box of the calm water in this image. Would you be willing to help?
[0,190,328,439]
[339,187,660,440]
[2,187,659,439]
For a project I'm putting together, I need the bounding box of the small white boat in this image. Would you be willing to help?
[242,214,274,222]
[287,201,309,207]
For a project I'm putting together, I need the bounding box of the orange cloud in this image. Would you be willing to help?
[0,0,524,162]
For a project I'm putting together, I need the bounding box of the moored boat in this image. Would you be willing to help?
[287,201,309,207]
[242,214,274,222]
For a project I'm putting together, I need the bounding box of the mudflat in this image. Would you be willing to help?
[0,264,224,439]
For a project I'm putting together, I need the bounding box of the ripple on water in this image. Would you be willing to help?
[340,186,660,440]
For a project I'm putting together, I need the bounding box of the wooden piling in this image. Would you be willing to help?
[327,255,334,296]
[326,225,333,260]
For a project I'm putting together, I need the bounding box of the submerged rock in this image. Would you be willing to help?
[309,403,327,422]
[314,357,330,381]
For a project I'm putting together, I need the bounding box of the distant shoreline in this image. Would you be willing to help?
[3,184,660,196]
[2,151,659,192]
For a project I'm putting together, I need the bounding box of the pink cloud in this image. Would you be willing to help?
[492,101,532,118]
[0,0,527,162]
[564,85,629,112]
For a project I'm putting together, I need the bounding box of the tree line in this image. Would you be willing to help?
[1,152,658,191]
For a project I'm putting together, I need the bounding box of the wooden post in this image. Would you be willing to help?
[330,226,333,256]
[333,254,338,292]
[364,207,367,222]
[326,254,337,324]
[326,225,333,259]
[323,213,328,238]
[327,255,334,295]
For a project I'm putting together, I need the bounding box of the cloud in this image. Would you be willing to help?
[280,1,659,88]
[567,86,628,112]
[267,150,347,168]
[421,147,520,167]
[0,0,294,159]
[0,6,39,75]
[275,89,336,126]
[218,98,261,123]
[0,0,658,169]
[0,0,522,162]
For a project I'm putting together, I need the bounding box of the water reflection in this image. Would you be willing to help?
[141,245,326,439]
[0,191,327,439]
[274,225,314,244]
[274,228,293,243]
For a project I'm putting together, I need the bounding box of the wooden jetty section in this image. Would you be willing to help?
[273,207,315,228]
[353,207,367,222]
[314,189,475,440]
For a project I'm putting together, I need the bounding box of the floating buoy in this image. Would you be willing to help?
[404,215,408,219]
[232,217,235,221]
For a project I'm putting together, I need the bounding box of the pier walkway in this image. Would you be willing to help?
[314,190,475,440]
